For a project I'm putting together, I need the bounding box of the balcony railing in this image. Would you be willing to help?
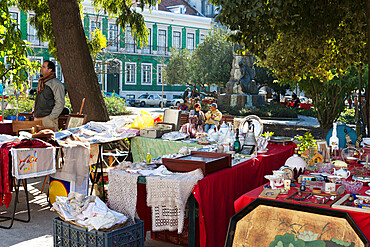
[141,45,152,54]
[157,46,169,56]
[125,42,137,53]
[106,41,120,52]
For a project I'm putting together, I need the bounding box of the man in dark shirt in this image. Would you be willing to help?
[33,60,65,131]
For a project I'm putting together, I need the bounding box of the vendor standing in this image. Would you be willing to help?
[33,60,65,131]
[204,103,222,132]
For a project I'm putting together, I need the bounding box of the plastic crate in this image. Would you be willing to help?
[53,218,144,247]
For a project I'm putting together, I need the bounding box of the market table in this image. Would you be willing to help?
[234,182,370,242]
[0,121,15,135]
[131,136,203,162]
[136,142,295,247]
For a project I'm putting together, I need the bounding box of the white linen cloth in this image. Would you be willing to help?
[108,169,139,221]
[52,140,90,185]
[146,168,203,233]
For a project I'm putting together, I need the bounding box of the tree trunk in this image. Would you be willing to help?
[48,0,109,122]
[366,0,370,136]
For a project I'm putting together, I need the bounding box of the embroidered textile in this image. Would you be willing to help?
[0,139,53,208]
[11,147,56,179]
[108,169,139,221]
[146,169,203,233]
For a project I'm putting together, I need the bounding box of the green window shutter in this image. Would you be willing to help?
[120,26,125,48]
[102,18,108,37]
[195,29,200,47]
[182,28,186,49]
[20,11,27,40]
[84,15,90,36]
[153,24,157,51]
[167,26,172,51]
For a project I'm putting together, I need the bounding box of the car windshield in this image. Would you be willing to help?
[138,95,148,99]
[173,95,182,99]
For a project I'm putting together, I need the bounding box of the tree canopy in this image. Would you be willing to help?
[14,0,158,121]
[165,28,233,93]
[212,0,366,81]
[0,0,38,97]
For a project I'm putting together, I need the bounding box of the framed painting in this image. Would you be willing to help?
[225,198,368,247]
[65,114,87,129]
[240,145,255,155]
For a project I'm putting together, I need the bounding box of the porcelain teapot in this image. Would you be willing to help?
[333,168,351,179]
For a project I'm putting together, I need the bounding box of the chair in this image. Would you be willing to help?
[12,120,43,135]
[162,109,181,130]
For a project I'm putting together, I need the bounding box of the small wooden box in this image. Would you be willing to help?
[162,151,231,175]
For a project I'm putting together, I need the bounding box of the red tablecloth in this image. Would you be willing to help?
[193,143,295,247]
[234,183,370,242]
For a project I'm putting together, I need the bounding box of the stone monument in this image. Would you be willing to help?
[219,45,265,108]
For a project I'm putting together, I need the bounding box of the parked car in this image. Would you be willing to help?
[299,96,312,104]
[126,94,136,106]
[133,94,167,107]
[104,92,125,101]
[166,95,184,106]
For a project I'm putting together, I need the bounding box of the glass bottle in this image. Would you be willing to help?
[233,128,241,153]
[329,123,339,151]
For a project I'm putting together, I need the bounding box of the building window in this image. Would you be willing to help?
[28,14,38,45]
[90,19,101,40]
[125,62,136,84]
[167,5,186,14]
[107,23,119,51]
[90,20,101,32]
[141,63,152,85]
[186,33,195,51]
[157,64,166,85]
[158,29,167,55]
[141,28,152,54]
[94,61,103,85]
[200,33,206,43]
[205,3,213,17]
[49,58,64,83]
[172,31,181,50]
[28,57,43,84]
[9,12,19,28]
[125,26,136,53]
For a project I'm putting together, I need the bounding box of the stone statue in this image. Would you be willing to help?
[237,61,251,94]
[235,61,259,95]
[219,45,264,108]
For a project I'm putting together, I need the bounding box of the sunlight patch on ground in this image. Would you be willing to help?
[10,235,53,247]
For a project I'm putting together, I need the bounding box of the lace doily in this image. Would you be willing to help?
[146,168,203,233]
[108,170,138,221]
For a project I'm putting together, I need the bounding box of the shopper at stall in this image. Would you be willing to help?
[292,92,300,107]
[189,103,206,128]
[182,87,190,101]
[204,103,222,132]
[33,60,65,131]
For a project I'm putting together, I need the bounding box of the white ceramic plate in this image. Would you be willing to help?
[239,115,263,137]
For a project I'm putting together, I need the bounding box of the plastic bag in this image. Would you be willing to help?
[129,110,154,129]
[153,114,163,123]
